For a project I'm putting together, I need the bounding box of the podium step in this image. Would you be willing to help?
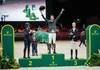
[64,59,86,66]
[19,58,42,67]
[19,54,86,67]
[42,54,65,66]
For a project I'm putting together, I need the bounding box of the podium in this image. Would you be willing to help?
[19,54,86,67]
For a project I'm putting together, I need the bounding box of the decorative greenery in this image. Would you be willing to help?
[0,56,20,69]
[86,53,100,66]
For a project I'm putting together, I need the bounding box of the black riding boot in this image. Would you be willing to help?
[71,49,73,59]
[53,44,56,54]
[47,44,51,54]
[28,47,30,58]
[23,48,26,58]
[75,49,78,59]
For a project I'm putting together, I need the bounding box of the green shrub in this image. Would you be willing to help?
[86,53,100,66]
[0,56,20,69]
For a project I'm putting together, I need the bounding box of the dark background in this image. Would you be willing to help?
[46,0,100,26]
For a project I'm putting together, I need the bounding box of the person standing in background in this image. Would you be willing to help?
[23,22,31,58]
[79,29,86,47]
[30,30,38,56]
[69,22,79,59]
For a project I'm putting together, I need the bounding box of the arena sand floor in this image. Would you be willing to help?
[10,41,100,70]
